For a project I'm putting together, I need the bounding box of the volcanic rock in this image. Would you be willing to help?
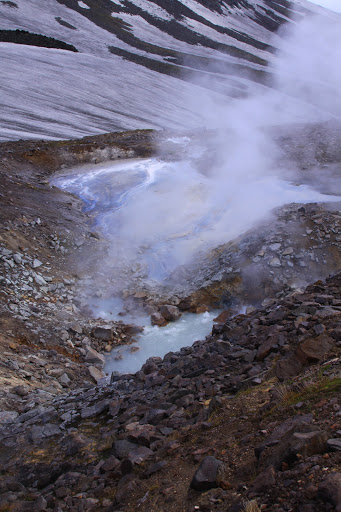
[88,366,105,383]
[327,439,341,452]
[190,456,225,491]
[318,473,341,509]
[151,312,168,327]
[92,325,113,341]
[159,304,182,321]
[85,347,105,366]
[276,356,303,381]
[296,334,333,364]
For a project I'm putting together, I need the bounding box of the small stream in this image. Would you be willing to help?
[105,310,220,375]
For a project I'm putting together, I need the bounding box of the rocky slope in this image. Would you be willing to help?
[0,0,329,140]
[0,126,340,511]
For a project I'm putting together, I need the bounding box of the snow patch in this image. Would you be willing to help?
[78,1,89,9]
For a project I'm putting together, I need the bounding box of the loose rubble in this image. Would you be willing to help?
[0,127,340,511]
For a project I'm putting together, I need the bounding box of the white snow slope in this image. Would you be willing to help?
[0,0,333,140]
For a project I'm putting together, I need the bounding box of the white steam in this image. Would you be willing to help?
[54,12,341,293]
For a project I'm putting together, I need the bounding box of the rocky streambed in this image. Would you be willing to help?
[0,125,341,512]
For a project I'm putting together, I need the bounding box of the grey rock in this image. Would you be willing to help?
[92,325,113,341]
[16,406,46,424]
[13,254,22,264]
[0,411,19,423]
[88,365,105,383]
[248,466,276,495]
[159,304,182,322]
[81,400,109,419]
[269,258,281,268]
[115,475,137,504]
[256,337,278,361]
[126,445,153,465]
[101,455,120,473]
[85,347,105,366]
[59,373,71,387]
[276,356,303,381]
[32,259,43,268]
[33,273,46,286]
[318,473,341,508]
[269,243,281,251]
[261,429,329,469]
[327,439,341,452]
[30,423,61,442]
[296,334,333,364]
[69,322,83,335]
[190,456,225,491]
[151,312,168,327]
[11,385,29,397]
[145,460,167,477]
[142,408,168,425]
[48,368,65,378]
[114,440,139,459]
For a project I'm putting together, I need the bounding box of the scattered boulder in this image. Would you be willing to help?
[248,466,276,496]
[327,439,341,452]
[114,440,139,459]
[69,322,83,335]
[92,325,114,341]
[81,400,109,419]
[88,365,105,383]
[59,372,71,387]
[159,304,182,321]
[213,310,232,323]
[85,347,105,366]
[100,455,120,473]
[296,334,333,364]
[190,456,225,491]
[318,473,341,510]
[0,410,18,423]
[261,428,329,469]
[115,475,137,504]
[276,356,303,381]
[151,312,168,327]
[256,336,278,361]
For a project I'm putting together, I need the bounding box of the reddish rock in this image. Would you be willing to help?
[151,312,168,327]
[196,305,209,314]
[213,310,233,323]
[276,356,303,381]
[190,456,225,491]
[256,336,278,361]
[296,334,333,364]
[159,304,181,321]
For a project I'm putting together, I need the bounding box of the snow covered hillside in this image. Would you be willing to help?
[0,0,332,140]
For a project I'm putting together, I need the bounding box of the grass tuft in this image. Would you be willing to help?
[243,499,262,512]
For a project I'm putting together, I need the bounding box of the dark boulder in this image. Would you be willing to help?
[318,473,341,510]
[159,304,182,321]
[190,456,225,491]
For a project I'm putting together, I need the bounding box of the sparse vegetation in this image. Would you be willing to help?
[283,376,341,406]
[243,499,262,512]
